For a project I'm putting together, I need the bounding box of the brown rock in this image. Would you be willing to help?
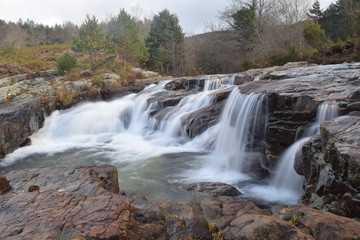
[0,176,10,194]
[272,206,360,240]
[186,182,241,197]
[0,191,131,240]
[159,200,212,240]
[200,196,264,230]
[223,214,314,240]
[5,165,120,195]
[301,116,360,217]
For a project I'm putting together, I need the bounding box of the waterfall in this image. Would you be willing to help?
[271,103,339,195]
[203,75,235,91]
[213,88,267,173]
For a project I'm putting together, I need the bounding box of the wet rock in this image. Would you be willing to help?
[301,116,360,217]
[5,165,120,195]
[200,197,264,230]
[182,100,226,138]
[101,79,159,100]
[347,101,360,112]
[148,90,197,109]
[0,99,47,158]
[236,63,360,175]
[271,205,360,240]
[165,78,204,91]
[223,214,314,240]
[182,88,232,138]
[159,200,212,240]
[233,74,253,85]
[186,182,241,197]
[0,176,10,194]
[0,191,131,240]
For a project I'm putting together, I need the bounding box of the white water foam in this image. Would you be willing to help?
[252,102,340,203]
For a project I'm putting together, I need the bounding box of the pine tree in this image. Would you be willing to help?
[72,15,105,71]
[108,9,149,67]
[309,0,323,20]
[231,7,258,53]
[320,0,360,41]
[146,9,185,76]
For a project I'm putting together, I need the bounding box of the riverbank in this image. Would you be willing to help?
[1,164,359,239]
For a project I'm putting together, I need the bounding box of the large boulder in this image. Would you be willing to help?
[0,99,47,158]
[271,205,360,240]
[185,182,242,197]
[300,115,360,217]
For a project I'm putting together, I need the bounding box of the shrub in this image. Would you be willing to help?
[1,42,17,56]
[241,59,254,71]
[303,20,326,50]
[91,70,104,87]
[57,52,77,75]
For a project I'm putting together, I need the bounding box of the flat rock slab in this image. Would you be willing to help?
[5,165,120,195]
[0,191,130,240]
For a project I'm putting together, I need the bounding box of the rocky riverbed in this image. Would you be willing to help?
[1,165,359,240]
[1,62,360,239]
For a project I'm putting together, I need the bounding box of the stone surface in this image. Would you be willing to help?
[1,164,360,239]
[0,176,10,194]
[200,196,264,230]
[300,115,360,217]
[223,214,314,240]
[159,200,212,240]
[186,182,242,197]
[0,99,47,158]
[5,165,120,195]
[271,205,360,240]
[0,191,131,240]
[165,77,204,91]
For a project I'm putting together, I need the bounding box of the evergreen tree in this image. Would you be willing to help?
[309,0,323,20]
[146,9,185,76]
[72,15,105,70]
[320,0,360,41]
[231,7,258,53]
[108,9,149,67]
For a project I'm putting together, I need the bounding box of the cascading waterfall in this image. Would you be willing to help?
[213,89,267,173]
[270,103,339,195]
[0,76,238,201]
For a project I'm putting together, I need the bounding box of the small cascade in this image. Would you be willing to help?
[304,103,339,136]
[213,88,267,173]
[271,137,310,194]
[270,103,339,195]
[203,75,235,91]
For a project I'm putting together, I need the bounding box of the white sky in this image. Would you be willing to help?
[0,0,335,35]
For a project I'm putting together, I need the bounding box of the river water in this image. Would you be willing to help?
[0,77,331,205]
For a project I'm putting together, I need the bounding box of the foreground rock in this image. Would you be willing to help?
[300,115,360,217]
[1,165,360,240]
[271,205,360,240]
[5,165,120,195]
[186,182,242,197]
[0,176,10,194]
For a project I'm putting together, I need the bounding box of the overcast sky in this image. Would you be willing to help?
[0,0,335,35]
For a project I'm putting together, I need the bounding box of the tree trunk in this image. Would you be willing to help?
[89,52,93,71]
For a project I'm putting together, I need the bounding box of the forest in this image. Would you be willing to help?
[0,0,359,77]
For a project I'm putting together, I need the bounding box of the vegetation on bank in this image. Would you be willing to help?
[0,0,359,78]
